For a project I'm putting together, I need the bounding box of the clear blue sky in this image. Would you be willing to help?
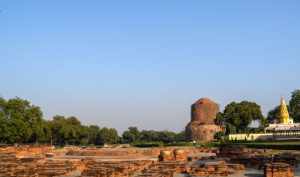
[1,1,299,132]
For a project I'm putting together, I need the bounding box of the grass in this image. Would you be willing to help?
[225,140,300,150]
[131,141,221,148]
[131,141,164,147]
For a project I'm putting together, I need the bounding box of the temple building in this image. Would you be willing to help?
[229,97,300,141]
[265,97,300,139]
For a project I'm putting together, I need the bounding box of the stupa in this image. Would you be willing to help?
[265,97,300,134]
[279,97,292,124]
[185,98,222,142]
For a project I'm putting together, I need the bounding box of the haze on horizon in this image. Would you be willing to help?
[1,1,300,132]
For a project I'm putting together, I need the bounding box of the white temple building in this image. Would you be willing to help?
[229,97,300,141]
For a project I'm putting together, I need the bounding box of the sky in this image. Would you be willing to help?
[0,1,300,133]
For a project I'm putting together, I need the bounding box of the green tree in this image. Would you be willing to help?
[49,115,92,145]
[49,116,76,145]
[122,127,140,143]
[290,90,300,122]
[87,125,100,145]
[0,112,10,143]
[97,127,119,145]
[157,131,176,143]
[0,97,45,144]
[49,115,65,145]
[214,131,225,140]
[139,130,159,142]
[174,131,186,142]
[78,125,89,145]
[65,116,83,145]
[220,101,265,134]
[267,106,280,123]
[0,96,123,146]
[37,120,52,143]
[215,112,225,126]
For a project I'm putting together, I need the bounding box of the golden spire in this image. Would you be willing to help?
[279,97,290,124]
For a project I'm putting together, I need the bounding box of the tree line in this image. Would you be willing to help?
[0,97,184,145]
[0,97,119,145]
[0,89,300,145]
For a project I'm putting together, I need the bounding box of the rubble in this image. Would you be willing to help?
[0,146,247,177]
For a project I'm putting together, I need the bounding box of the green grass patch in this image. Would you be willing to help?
[131,141,221,148]
[226,141,300,150]
[131,141,164,148]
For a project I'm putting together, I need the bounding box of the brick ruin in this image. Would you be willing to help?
[81,160,153,177]
[264,163,294,177]
[0,152,78,177]
[2,145,298,177]
[154,149,245,177]
[0,145,250,177]
[218,145,298,169]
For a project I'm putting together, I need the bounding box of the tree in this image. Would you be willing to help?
[122,127,140,143]
[0,96,122,146]
[0,97,45,144]
[174,131,186,142]
[0,112,10,143]
[87,125,100,145]
[214,131,225,140]
[267,106,280,123]
[220,101,265,134]
[122,127,186,144]
[215,112,225,126]
[37,120,52,143]
[49,115,83,145]
[139,130,159,142]
[290,90,300,122]
[157,131,176,143]
[97,127,119,145]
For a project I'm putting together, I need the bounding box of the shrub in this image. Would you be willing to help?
[131,141,164,148]
[227,141,300,150]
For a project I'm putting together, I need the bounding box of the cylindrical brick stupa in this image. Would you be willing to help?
[185,98,222,142]
[191,98,220,123]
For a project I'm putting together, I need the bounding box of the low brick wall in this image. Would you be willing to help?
[264,163,294,177]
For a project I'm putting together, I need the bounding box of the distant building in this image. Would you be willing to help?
[265,97,300,140]
[229,97,300,141]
